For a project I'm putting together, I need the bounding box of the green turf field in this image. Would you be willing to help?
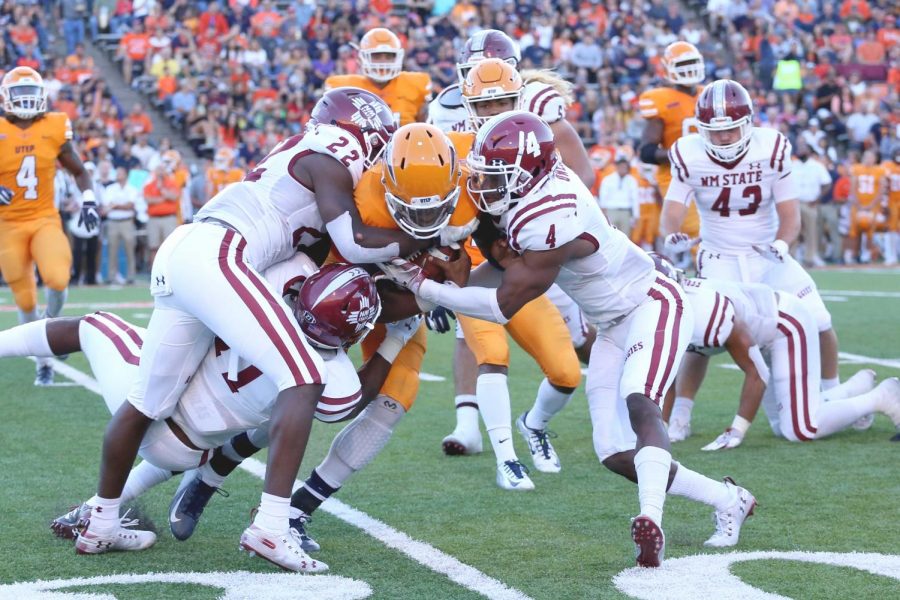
[0,269,898,599]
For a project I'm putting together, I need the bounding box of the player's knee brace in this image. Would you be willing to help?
[332,395,405,472]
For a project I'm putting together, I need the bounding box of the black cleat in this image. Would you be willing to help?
[289,510,320,553]
[34,364,54,386]
[169,472,227,541]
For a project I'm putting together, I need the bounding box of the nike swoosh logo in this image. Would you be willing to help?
[499,438,509,444]
[169,488,187,523]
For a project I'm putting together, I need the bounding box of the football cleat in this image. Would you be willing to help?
[289,509,320,553]
[874,377,900,428]
[496,460,534,491]
[667,417,692,442]
[169,470,228,541]
[75,512,157,554]
[51,502,92,540]
[515,412,560,473]
[631,515,665,567]
[239,524,328,573]
[442,427,483,456]
[703,477,757,548]
[34,363,53,386]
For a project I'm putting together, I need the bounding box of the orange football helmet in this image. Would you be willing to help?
[461,58,523,129]
[161,150,181,174]
[589,145,613,170]
[0,66,47,119]
[213,147,234,170]
[382,123,461,239]
[661,41,705,86]
[357,28,404,83]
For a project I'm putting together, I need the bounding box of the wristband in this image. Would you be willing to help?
[82,188,96,203]
[731,415,752,435]
[376,337,404,363]
[772,239,788,255]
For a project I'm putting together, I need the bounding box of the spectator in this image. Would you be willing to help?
[62,2,88,56]
[126,103,154,137]
[570,33,603,78]
[131,133,159,169]
[142,164,181,265]
[792,141,833,267]
[598,156,639,235]
[846,101,880,147]
[117,21,151,85]
[102,166,139,284]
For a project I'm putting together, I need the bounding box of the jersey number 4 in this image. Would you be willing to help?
[711,184,762,217]
[16,155,38,200]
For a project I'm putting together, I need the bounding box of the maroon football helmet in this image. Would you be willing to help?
[309,87,397,169]
[466,110,558,215]
[695,79,754,163]
[457,29,521,83]
[296,263,382,350]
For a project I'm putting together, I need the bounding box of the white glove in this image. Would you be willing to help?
[385,315,422,346]
[377,258,427,294]
[752,239,789,264]
[701,428,745,451]
[664,232,700,254]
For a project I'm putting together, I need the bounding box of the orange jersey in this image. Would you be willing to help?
[0,112,71,222]
[207,166,244,197]
[325,72,432,126]
[638,86,699,195]
[882,161,900,204]
[634,166,659,217]
[850,164,887,207]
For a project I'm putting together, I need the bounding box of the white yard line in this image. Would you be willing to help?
[0,301,155,312]
[818,289,900,298]
[717,352,900,371]
[43,358,532,600]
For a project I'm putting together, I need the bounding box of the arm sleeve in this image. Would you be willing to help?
[325,211,402,264]
[417,279,509,324]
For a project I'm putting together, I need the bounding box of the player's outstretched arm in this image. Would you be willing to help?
[58,141,94,194]
[551,119,595,188]
[294,154,432,263]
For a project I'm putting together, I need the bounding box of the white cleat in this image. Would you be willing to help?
[704,477,757,548]
[515,412,561,473]
[240,524,328,573]
[874,378,900,428]
[75,513,157,554]
[496,460,535,491]
[667,418,692,442]
[442,427,483,456]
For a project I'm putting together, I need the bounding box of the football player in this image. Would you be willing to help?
[630,162,661,252]
[883,147,900,264]
[660,79,842,396]
[206,147,244,200]
[74,88,429,567]
[847,149,888,264]
[325,28,432,126]
[638,41,705,265]
[0,67,100,386]
[380,111,755,567]
[650,254,900,447]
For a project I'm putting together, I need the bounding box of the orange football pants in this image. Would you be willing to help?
[0,215,71,313]
[360,321,428,411]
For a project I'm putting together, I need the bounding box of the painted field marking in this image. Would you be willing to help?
[419,372,446,382]
[0,301,155,312]
[818,289,900,298]
[43,359,532,600]
[718,352,900,372]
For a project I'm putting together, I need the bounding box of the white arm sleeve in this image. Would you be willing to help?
[417,279,509,324]
[325,211,402,264]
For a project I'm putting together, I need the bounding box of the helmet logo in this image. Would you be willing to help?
[350,96,380,129]
[347,294,379,331]
[521,130,541,157]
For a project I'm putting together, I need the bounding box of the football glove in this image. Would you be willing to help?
[664,232,700,254]
[377,258,427,294]
[0,185,14,206]
[752,239,789,264]
[701,428,745,451]
[425,307,455,333]
[78,189,100,233]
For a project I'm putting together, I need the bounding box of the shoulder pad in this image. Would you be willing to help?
[506,191,581,253]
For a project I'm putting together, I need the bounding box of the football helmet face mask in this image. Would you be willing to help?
[457,29,521,84]
[467,111,558,216]
[0,66,47,120]
[297,263,382,350]
[383,123,462,239]
[461,59,524,130]
[695,79,754,163]
[661,41,705,86]
[309,87,397,170]
[357,28,404,83]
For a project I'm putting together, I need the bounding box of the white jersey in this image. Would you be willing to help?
[521,80,567,124]
[498,164,656,325]
[665,127,795,253]
[681,277,779,351]
[427,84,470,133]
[196,125,367,270]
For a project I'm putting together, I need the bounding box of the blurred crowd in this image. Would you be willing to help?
[1,0,898,284]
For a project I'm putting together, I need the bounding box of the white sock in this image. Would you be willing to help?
[670,396,694,424]
[44,288,68,318]
[454,394,479,433]
[17,308,39,325]
[199,461,227,488]
[253,492,291,534]
[668,463,735,511]
[86,495,120,533]
[477,373,517,464]
[121,461,173,503]
[815,393,883,438]
[821,377,840,391]
[0,319,52,358]
[524,378,573,430]
[634,446,671,525]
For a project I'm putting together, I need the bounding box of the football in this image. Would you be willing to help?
[408,245,461,283]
